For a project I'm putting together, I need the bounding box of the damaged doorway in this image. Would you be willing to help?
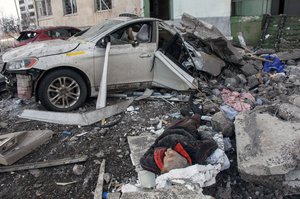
[144,0,171,20]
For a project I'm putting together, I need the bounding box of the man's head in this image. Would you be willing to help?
[161,148,188,174]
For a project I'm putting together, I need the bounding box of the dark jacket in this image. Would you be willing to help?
[140,114,218,174]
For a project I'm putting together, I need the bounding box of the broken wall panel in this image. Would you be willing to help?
[181,13,243,65]
[0,130,54,165]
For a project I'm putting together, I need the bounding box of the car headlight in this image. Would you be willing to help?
[6,58,38,70]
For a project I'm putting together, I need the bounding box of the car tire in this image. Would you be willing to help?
[38,69,87,112]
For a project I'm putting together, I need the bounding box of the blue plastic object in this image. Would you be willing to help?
[263,55,285,73]
[102,192,108,199]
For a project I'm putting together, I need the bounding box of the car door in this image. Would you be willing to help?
[103,21,157,90]
[152,21,198,90]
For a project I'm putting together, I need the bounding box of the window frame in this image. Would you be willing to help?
[36,0,52,17]
[63,0,78,15]
[95,0,112,12]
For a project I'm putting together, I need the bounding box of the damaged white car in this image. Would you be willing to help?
[1,16,223,112]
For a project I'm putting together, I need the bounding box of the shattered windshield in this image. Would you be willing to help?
[74,19,124,41]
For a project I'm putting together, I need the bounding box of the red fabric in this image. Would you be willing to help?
[154,148,167,171]
[154,144,192,172]
[174,143,192,165]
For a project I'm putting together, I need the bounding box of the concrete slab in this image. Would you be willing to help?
[0,130,54,165]
[235,112,300,176]
[120,186,213,199]
[127,133,158,172]
[278,103,300,121]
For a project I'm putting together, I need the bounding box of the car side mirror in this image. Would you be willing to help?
[98,36,110,48]
[132,40,139,47]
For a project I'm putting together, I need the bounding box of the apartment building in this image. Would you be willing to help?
[19,0,37,28]
[34,0,141,28]
[34,0,231,36]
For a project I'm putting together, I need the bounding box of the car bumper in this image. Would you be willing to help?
[1,63,44,97]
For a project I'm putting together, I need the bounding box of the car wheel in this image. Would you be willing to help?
[38,69,87,112]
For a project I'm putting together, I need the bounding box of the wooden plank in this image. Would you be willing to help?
[0,155,88,173]
[94,159,106,199]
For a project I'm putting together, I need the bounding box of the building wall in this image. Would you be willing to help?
[38,0,141,28]
[170,0,232,38]
[234,0,271,16]
[172,0,231,19]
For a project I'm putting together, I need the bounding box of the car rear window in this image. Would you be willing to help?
[17,31,37,41]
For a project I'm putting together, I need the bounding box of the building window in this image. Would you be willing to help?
[20,6,25,11]
[63,0,77,15]
[30,12,35,16]
[36,0,52,17]
[96,0,111,11]
[28,4,34,9]
[19,0,24,4]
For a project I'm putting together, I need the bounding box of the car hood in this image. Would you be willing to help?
[3,39,80,62]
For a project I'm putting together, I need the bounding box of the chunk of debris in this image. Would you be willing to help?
[199,51,225,76]
[94,160,106,199]
[278,103,300,121]
[56,181,77,186]
[235,112,300,195]
[73,164,85,175]
[0,155,88,172]
[19,99,133,126]
[120,185,214,199]
[138,170,156,188]
[211,112,234,137]
[240,63,259,77]
[276,49,300,61]
[0,130,54,165]
[181,13,243,65]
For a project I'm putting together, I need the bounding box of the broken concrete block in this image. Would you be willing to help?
[286,60,296,65]
[288,95,300,108]
[278,103,300,121]
[0,130,54,165]
[181,13,243,65]
[247,75,259,88]
[211,112,234,137]
[138,170,156,188]
[277,49,300,61]
[121,185,213,199]
[0,132,26,153]
[127,134,158,172]
[237,74,247,85]
[224,78,237,88]
[241,63,258,77]
[235,112,300,194]
[199,52,225,76]
[254,49,276,55]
